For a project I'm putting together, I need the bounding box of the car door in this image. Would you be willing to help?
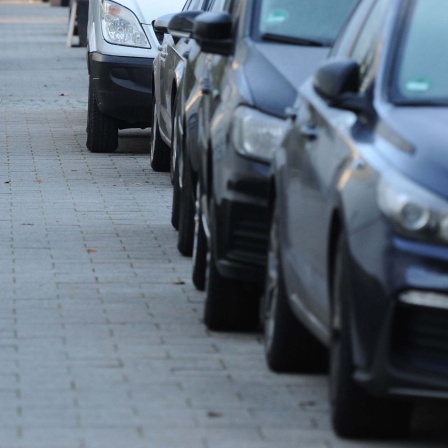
[159,0,207,140]
[186,0,230,173]
[282,0,388,329]
[196,0,237,190]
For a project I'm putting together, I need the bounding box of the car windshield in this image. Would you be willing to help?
[257,0,357,46]
[393,0,448,104]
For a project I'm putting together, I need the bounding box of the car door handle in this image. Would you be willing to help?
[299,124,319,141]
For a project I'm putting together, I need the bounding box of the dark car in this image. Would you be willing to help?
[264,0,448,438]
[172,0,357,331]
[150,0,211,172]
[167,0,230,232]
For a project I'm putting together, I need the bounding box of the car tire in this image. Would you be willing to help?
[150,102,170,172]
[170,97,179,185]
[203,205,259,332]
[177,152,195,256]
[86,79,118,153]
[192,187,207,291]
[330,231,413,438]
[171,102,181,229]
[264,201,327,373]
[171,153,181,231]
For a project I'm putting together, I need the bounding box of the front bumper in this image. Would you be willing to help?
[213,153,271,283]
[88,52,153,126]
[348,222,448,399]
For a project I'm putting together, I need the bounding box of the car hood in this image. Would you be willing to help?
[378,106,448,199]
[243,42,329,117]
[115,0,185,25]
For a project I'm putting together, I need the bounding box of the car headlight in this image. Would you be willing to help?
[101,0,150,48]
[230,106,286,161]
[378,171,448,242]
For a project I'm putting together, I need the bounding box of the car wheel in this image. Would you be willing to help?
[170,99,179,185]
[330,231,413,438]
[264,201,327,373]
[203,204,259,332]
[171,152,181,230]
[177,151,195,256]
[192,185,207,291]
[150,102,170,172]
[86,79,118,153]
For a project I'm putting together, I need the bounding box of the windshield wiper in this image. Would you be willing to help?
[261,32,325,47]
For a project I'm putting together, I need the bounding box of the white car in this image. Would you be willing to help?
[86,0,185,152]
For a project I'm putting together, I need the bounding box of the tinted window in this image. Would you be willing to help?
[257,0,357,45]
[393,0,448,103]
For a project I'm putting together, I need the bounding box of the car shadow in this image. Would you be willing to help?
[409,399,448,443]
[115,129,151,155]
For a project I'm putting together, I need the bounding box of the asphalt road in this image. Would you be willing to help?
[0,1,447,447]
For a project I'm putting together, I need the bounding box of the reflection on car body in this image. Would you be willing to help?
[266,0,448,438]
[151,0,211,172]
[172,0,357,331]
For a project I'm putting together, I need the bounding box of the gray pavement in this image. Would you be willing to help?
[0,2,447,447]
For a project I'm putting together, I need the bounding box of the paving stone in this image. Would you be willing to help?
[0,1,447,448]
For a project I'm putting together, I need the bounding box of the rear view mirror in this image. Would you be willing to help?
[193,12,233,56]
[168,10,204,39]
[153,13,175,36]
[313,59,370,115]
[314,59,360,100]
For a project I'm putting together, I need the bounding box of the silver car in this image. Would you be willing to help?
[150,0,210,172]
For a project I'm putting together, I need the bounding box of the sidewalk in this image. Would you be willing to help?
[0,2,447,448]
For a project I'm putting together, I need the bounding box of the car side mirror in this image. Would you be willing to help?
[193,12,233,56]
[153,13,175,36]
[168,10,204,39]
[313,59,370,115]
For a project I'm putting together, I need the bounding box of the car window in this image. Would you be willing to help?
[331,0,375,57]
[208,0,226,12]
[393,0,448,104]
[257,0,357,45]
[349,0,389,92]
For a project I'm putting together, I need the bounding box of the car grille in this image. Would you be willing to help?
[391,304,448,376]
[226,206,269,266]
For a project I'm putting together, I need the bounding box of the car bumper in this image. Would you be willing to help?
[348,222,448,399]
[213,154,271,282]
[88,52,153,126]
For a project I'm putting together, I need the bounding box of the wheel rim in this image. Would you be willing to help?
[264,212,279,353]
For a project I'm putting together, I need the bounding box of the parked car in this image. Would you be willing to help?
[264,0,448,438]
[172,0,358,331]
[86,0,185,152]
[166,0,229,232]
[150,0,211,172]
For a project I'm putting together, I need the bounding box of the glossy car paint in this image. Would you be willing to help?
[185,0,355,283]
[153,0,211,148]
[171,0,229,190]
[275,0,448,397]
